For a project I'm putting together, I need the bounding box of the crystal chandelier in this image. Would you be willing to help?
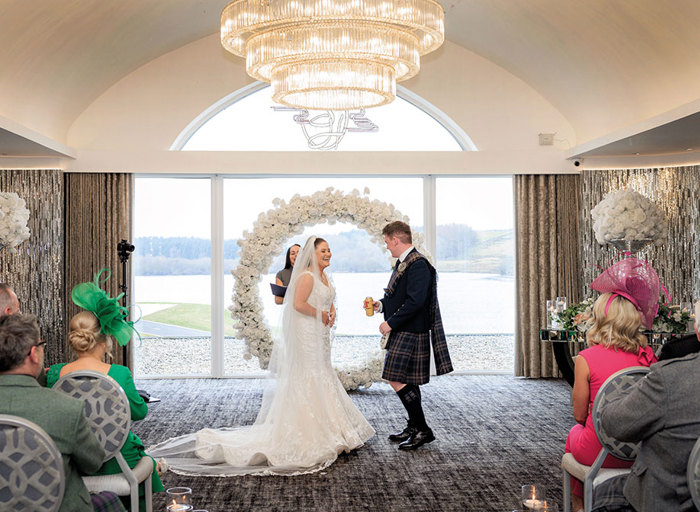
[220,0,445,111]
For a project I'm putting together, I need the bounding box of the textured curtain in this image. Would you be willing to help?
[514,174,582,377]
[64,173,133,367]
[0,170,64,364]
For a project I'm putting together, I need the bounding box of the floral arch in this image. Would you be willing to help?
[229,188,426,389]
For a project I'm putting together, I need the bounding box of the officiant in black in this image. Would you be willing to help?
[273,244,300,304]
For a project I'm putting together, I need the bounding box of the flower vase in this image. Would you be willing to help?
[607,238,654,256]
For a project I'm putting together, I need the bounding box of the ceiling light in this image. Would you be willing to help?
[221,0,445,110]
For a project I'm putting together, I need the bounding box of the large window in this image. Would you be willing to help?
[132,176,515,378]
[222,177,423,376]
[133,178,212,377]
[435,177,515,372]
[178,85,469,151]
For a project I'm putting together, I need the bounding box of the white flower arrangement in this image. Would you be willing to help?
[591,188,668,245]
[230,187,427,390]
[0,192,31,252]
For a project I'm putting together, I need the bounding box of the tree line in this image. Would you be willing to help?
[133,225,513,276]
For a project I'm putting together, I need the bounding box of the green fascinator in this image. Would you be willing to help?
[71,269,138,347]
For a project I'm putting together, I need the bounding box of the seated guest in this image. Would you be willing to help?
[46,274,164,510]
[658,331,700,361]
[0,314,105,512]
[0,282,47,386]
[565,259,660,512]
[274,243,300,304]
[592,300,700,512]
[0,283,20,315]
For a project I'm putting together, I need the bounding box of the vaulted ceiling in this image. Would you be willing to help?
[1,0,699,158]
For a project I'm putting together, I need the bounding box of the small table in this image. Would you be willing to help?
[540,328,692,386]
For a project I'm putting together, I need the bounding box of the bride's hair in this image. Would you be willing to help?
[313,237,327,249]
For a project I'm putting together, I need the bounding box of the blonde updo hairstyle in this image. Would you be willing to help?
[68,311,112,356]
[586,292,648,353]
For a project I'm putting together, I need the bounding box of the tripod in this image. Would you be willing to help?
[118,240,156,402]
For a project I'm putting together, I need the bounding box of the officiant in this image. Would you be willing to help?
[273,244,300,304]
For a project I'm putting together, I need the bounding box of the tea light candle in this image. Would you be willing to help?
[167,505,192,512]
[523,498,544,509]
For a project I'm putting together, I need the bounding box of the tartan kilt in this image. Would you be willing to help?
[382,330,431,385]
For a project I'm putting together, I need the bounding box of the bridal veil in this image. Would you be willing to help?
[148,235,374,476]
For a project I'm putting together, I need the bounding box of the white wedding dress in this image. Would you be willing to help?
[149,243,375,477]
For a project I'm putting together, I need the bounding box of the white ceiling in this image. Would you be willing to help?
[0,0,699,158]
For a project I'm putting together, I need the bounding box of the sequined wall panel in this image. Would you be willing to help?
[580,166,700,303]
[0,170,64,362]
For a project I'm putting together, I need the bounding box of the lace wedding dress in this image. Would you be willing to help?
[149,237,375,476]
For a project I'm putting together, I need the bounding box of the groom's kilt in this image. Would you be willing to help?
[382,330,431,385]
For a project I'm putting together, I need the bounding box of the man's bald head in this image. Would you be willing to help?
[0,284,20,315]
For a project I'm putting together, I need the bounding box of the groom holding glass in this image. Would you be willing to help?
[373,221,453,450]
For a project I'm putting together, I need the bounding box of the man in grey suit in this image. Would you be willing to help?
[592,300,700,512]
[0,314,105,512]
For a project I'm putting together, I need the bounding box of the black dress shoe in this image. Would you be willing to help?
[388,425,418,442]
[398,428,435,450]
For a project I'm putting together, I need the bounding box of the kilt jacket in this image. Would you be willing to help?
[380,249,453,384]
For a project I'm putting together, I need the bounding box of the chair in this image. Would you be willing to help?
[687,436,700,510]
[0,414,65,512]
[54,370,153,512]
[562,366,650,512]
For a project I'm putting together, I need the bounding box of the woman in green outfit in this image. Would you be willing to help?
[48,274,164,510]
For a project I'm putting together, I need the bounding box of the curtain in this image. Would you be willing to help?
[514,174,582,377]
[64,173,133,367]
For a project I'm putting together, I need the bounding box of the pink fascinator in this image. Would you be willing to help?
[590,258,660,329]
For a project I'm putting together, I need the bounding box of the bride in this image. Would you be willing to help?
[149,236,375,476]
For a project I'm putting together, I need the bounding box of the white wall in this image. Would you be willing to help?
[64,36,579,174]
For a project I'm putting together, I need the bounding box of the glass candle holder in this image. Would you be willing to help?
[556,296,567,313]
[535,500,559,511]
[166,487,192,510]
[521,484,545,510]
[546,300,555,328]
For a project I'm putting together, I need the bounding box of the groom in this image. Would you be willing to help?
[374,221,453,450]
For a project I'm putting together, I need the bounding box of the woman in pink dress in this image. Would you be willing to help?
[564,258,660,512]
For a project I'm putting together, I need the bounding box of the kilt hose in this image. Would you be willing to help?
[382,331,431,385]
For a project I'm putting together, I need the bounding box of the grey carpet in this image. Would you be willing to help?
[133,376,574,511]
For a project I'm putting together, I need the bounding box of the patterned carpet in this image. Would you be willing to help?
[133,375,574,511]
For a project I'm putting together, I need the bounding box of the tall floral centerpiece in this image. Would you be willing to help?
[591,188,668,252]
[0,192,31,252]
[590,188,668,251]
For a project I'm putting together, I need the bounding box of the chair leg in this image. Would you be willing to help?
[584,479,594,512]
[563,469,572,512]
[131,484,139,512]
[145,474,153,512]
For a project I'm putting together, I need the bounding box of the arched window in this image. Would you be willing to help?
[174,83,474,151]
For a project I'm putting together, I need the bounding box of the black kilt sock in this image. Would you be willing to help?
[397,384,428,431]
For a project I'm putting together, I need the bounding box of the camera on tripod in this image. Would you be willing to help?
[117,239,135,263]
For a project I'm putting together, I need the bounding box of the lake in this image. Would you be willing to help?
[134,272,515,335]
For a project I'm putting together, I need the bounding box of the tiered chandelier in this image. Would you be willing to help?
[220,0,445,111]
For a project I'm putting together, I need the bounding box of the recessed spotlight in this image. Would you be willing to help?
[634,152,640,155]
[686,148,694,151]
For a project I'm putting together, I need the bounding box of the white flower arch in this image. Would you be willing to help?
[229,187,426,390]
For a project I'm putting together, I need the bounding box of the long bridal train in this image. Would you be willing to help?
[148,237,375,476]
